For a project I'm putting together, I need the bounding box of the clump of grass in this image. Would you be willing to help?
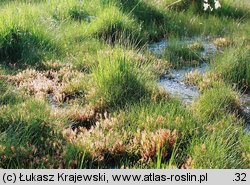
[46,0,100,21]
[162,43,203,68]
[0,80,24,105]
[68,6,92,22]
[113,98,198,167]
[117,0,165,26]
[119,98,197,133]
[0,99,64,168]
[0,3,60,67]
[0,99,54,144]
[0,25,58,67]
[184,70,203,86]
[62,39,105,72]
[115,0,166,41]
[192,84,241,122]
[212,46,250,91]
[0,28,40,64]
[89,57,152,109]
[86,6,143,44]
[187,116,248,169]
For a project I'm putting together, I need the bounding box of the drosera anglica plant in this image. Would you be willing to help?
[0,0,249,169]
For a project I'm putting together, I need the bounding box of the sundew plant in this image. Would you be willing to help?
[0,0,249,169]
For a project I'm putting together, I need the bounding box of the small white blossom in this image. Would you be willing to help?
[203,2,212,11]
[203,0,221,11]
[214,0,221,9]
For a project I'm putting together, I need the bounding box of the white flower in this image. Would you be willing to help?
[203,2,211,11]
[214,0,221,9]
[203,0,221,11]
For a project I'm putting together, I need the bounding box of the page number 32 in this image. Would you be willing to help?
[234,173,247,182]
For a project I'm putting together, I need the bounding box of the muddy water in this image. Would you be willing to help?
[149,37,217,57]
[159,63,209,104]
[150,37,214,104]
[48,93,59,109]
[149,37,250,131]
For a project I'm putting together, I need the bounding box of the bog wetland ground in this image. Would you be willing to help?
[0,0,249,169]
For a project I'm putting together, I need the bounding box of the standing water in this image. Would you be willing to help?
[149,37,250,131]
[149,37,215,104]
[158,63,209,104]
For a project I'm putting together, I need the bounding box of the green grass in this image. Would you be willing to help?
[0,99,64,168]
[0,80,24,105]
[0,3,61,68]
[68,6,92,22]
[212,45,250,91]
[192,84,241,122]
[118,98,197,133]
[0,0,249,169]
[162,42,204,68]
[89,56,154,109]
[188,116,248,168]
[0,27,57,67]
[62,97,198,168]
[87,6,143,44]
[114,0,166,41]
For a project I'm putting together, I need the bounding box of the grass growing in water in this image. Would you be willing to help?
[162,42,204,68]
[0,0,249,169]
